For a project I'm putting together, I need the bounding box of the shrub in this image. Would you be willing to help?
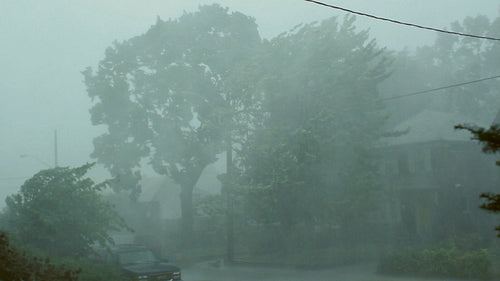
[5,164,127,257]
[0,231,80,281]
[57,258,123,281]
[378,241,492,280]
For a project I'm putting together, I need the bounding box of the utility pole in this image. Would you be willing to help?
[54,129,58,167]
[225,139,234,264]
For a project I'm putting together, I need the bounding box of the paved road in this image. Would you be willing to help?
[181,262,461,281]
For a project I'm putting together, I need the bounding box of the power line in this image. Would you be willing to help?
[304,0,500,42]
[382,75,500,101]
[0,177,27,181]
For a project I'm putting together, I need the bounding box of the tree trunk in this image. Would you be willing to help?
[180,183,194,248]
[177,166,206,248]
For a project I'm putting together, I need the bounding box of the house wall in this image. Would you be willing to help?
[379,140,499,241]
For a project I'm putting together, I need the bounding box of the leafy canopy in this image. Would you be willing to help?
[83,4,262,244]
[239,15,391,228]
[83,4,261,193]
[5,163,127,257]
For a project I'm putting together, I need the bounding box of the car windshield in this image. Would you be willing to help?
[118,250,158,265]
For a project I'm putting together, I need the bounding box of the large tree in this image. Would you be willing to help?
[5,164,126,257]
[84,4,261,245]
[239,16,391,235]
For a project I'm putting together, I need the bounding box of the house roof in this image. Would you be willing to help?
[493,109,500,126]
[382,109,496,146]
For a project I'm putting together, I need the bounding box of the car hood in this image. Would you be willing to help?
[122,262,180,275]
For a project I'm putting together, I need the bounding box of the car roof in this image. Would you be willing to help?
[112,244,150,252]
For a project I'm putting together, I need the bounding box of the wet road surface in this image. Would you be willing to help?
[181,262,461,281]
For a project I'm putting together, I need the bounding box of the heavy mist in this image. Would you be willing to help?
[1,1,499,280]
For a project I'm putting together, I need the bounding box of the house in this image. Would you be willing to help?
[378,109,499,241]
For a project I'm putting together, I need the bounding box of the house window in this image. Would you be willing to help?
[409,151,416,173]
[461,194,470,214]
[398,151,409,175]
[424,148,432,172]
[383,158,398,175]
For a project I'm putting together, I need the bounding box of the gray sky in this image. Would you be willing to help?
[1,0,498,207]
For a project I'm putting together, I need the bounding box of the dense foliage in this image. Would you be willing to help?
[83,4,499,266]
[238,16,390,233]
[0,232,80,281]
[57,258,123,281]
[5,163,127,257]
[379,236,492,279]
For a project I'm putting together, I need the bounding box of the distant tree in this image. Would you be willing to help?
[456,124,500,236]
[239,15,391,233]
[5,163,127,257]
[0,231,80,281]
[381,14,499,124]
[83,4,262,245]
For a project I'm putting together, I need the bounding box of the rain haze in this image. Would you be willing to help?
[1,0,499,280]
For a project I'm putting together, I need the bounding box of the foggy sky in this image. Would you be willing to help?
[1,0,498,207]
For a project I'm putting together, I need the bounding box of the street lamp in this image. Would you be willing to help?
[19,129,58,168]
[20,154,52,168]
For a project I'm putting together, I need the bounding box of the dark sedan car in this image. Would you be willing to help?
[98,244,181,281]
